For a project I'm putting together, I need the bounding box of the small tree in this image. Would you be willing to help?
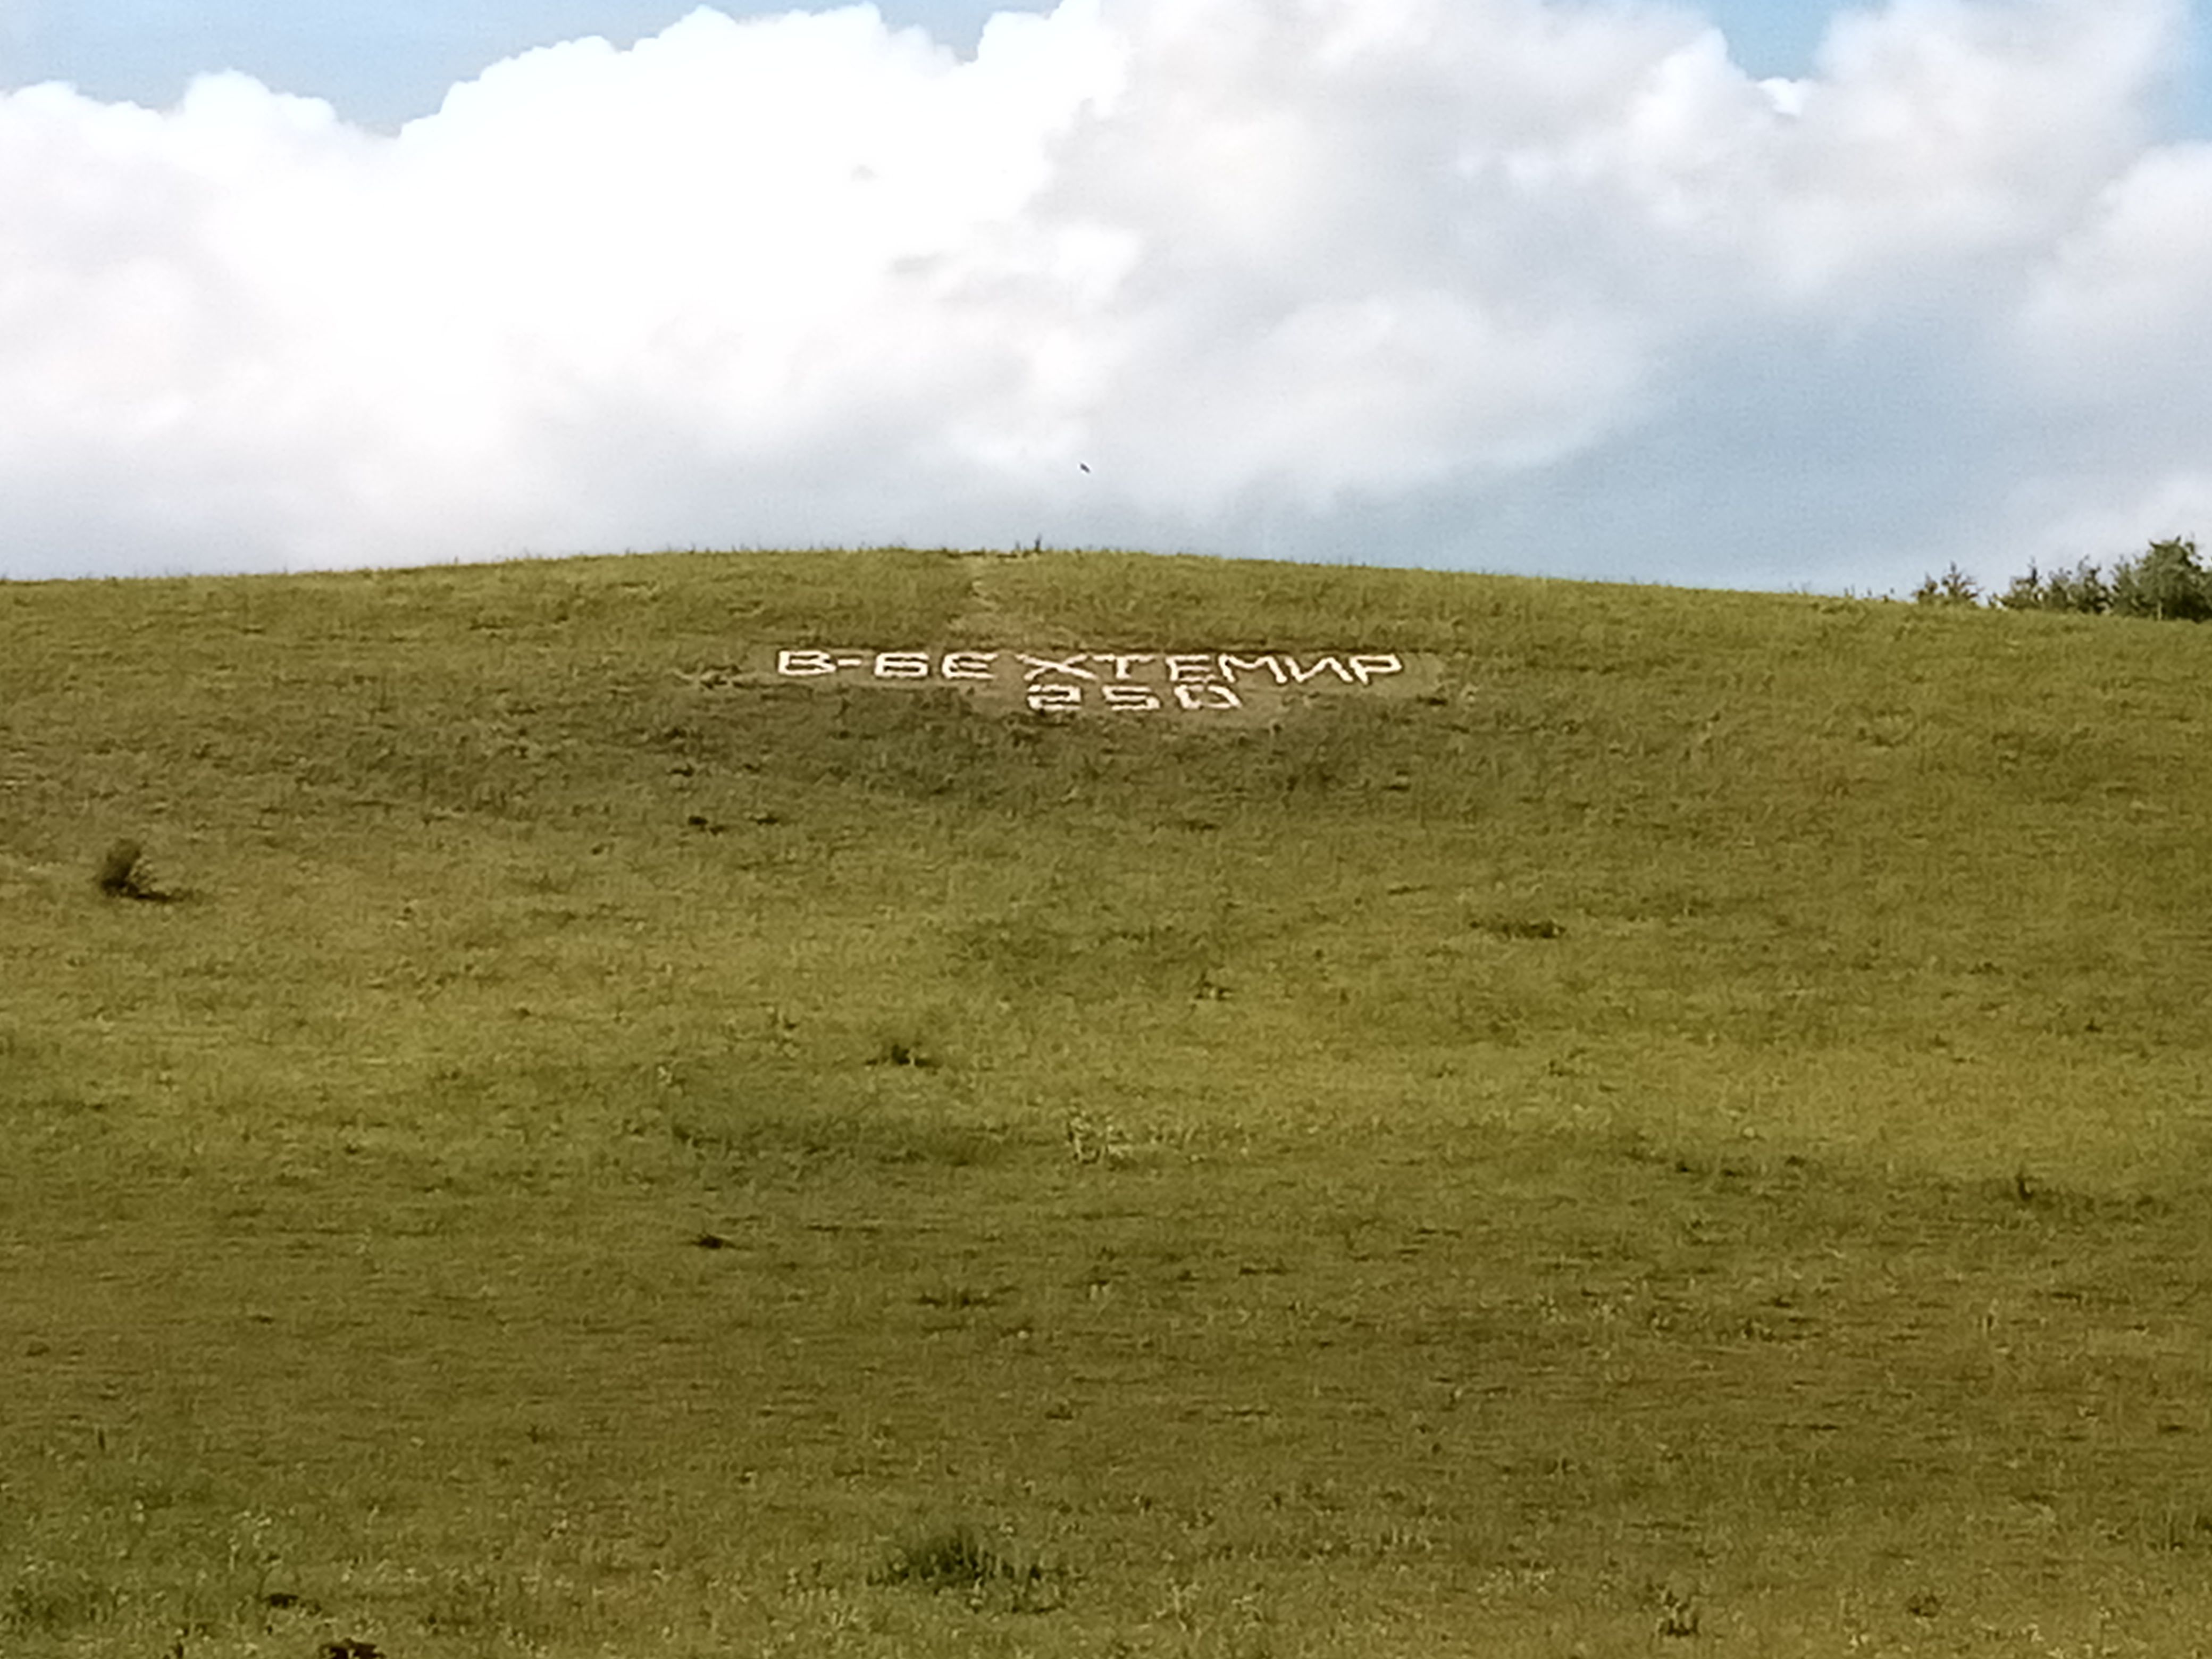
[1997,558,2109,615]
[2109,537,2212,621]
[1912,564,1982,607]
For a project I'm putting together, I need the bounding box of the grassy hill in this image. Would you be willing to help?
[3,547,2209,1657]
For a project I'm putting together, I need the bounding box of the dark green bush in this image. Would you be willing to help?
[875,1519,1063,1611]
[91,837,181,901]
[92,839,149,898]
[2110,537,2211,621]
[1911,564,1982,607]
[1955,535,2207,622]
[1997,558,2110,615]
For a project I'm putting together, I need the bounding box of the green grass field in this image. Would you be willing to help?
[3,547,2209,1657]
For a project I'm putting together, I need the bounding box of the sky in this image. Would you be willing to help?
[3,0,2211,593]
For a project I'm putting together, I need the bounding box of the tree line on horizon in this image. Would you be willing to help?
[1915,535,2211,620]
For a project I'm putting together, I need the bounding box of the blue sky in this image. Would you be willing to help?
[4,1,2211,590]
[5,1,2201,130]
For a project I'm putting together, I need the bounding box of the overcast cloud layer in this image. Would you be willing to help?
[3,0,2209,591]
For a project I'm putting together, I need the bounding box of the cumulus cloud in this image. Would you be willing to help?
[0,0,2205,588]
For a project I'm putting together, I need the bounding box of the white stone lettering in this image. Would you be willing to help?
[764,645,1422,711]
[1174,683,1242,710]
[1018,652,1098,681]
[1219,653,1286,684]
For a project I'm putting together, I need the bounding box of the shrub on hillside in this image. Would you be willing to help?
[91,838,180,902]
[1997,558,2111,615]
[93,839,152,899]
[874,1519,1063,1611]
[1929,535,2209,621]
[2110,537,2212,621]
[1912,564,1982,607]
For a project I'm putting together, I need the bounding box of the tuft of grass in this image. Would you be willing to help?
[879,1521,1001,1590]
[93,837,156,899]
[868,1033,940,1069]
[1472,914,1565,941]
[90,836,183,901]
[875,1520,1063,1611]
[3,1568,115,1635]
[1652,1581,1704,1639]
[2147,1503,2212,1552]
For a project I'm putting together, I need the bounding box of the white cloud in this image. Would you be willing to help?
[0,0,2203,586]
[2015,140,2212,390]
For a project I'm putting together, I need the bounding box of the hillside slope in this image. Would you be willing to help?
[3,548,2209,1657]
